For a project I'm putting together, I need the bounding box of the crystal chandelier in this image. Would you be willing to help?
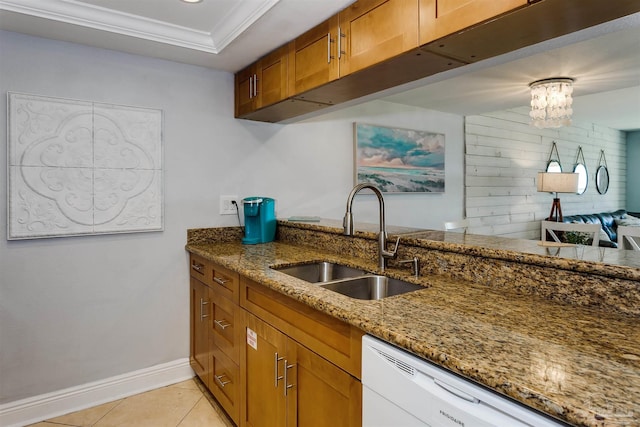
[529,78,574,128]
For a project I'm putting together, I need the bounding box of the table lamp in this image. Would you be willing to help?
[537,172,579,221]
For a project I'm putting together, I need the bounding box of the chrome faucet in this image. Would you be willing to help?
[343,183,398,271]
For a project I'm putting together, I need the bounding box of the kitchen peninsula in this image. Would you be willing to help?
[186,219,640,427]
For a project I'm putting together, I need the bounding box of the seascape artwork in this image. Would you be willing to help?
[354,123,445,193]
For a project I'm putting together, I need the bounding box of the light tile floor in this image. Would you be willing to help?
[27,379,234,427]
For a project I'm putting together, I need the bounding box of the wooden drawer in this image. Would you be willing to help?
[209,342,240,425]
[210,287,243,362]
[240,276,363,379]
[211,263,240,303]
[189,254,240,303]
[189,254,212,286]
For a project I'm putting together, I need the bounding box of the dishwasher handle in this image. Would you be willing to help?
[433,378,480,403]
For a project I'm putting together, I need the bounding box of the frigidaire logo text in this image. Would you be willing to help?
[439,409,465,426]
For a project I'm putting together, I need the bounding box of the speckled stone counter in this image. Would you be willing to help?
[186,220,640,427]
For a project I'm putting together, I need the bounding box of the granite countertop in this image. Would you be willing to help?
[186,225,640,427]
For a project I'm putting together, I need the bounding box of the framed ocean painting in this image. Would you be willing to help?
[354,123,445,193]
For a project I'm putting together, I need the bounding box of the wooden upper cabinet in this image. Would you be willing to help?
[339,0,419,76]
[235,45,289,117]
[235,64,257,117]
[256,44,290,110]
[290,15,340,96]
[419,0,528,44]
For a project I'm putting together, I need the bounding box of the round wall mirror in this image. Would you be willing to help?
[546,160,562,173]
[573,147,588,195]
[573,163,588,194]
[596,165,609,194]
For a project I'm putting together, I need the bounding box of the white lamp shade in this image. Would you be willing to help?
[537,172,579,193]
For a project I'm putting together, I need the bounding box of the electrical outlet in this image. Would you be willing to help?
[220,195,238,215]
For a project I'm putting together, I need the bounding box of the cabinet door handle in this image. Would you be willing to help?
[253,73,258,97]
[274,352,284,387]
[214,319,231,330]
[249,76,253,99]
[338,26,345,59]
[200,298,209,321]
[213,276,229,286]
[327,32,336,63]
[191,262,204,273]
[214,374,231,388]
[283,359,295,396]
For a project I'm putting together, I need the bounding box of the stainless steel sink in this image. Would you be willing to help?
[272,262,423,300]
[272,261,368,283]
[321,275,424,300]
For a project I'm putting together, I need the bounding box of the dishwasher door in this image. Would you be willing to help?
[362,335,565,427]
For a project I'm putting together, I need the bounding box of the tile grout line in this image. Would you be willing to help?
[89,397,125,427]
[175,395,205,427]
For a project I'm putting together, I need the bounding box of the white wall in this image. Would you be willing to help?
[465,109,627,238]
[627,131,640,213]
[0,31,463,406]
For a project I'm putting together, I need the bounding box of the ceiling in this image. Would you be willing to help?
[381,13,640,131]
[1,0,638,130]
[0,0,356,71]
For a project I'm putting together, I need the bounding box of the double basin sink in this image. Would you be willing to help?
[271,261,423,300]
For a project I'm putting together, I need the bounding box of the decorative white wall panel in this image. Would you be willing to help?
[7,93,163,239]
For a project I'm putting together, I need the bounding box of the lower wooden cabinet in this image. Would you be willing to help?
[242,312,362,427]
[190,277,210,387]
[189,254,362,427]
[190,255,242,425]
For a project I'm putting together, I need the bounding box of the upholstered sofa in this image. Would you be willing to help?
[561,209,633,248]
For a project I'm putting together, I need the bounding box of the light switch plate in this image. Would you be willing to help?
[220,195,238,215]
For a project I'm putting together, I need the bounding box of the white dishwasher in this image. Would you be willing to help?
[362,335,566,427]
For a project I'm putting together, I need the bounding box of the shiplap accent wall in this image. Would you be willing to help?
[465,107,626,239]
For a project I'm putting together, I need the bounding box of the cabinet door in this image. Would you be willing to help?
[241,312,287,427]
[419,0,527,44]
[235,65,257,117]
[340,0,419,76]
[291,15,340,96]
[287,341,362,427]
[190,277,210,386]
[256,44,290,110]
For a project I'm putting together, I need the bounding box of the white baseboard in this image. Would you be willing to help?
[0,358,194,427]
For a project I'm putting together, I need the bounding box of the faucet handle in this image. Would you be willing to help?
[383,236,400,259]
[399,256,421,277]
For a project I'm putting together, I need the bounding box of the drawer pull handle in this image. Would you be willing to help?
[191,262,204,273]
[213,276,229,286]
[214,374,231,387]
[214,319,231,330]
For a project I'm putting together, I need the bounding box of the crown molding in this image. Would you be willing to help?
[0,0,280,54]
[211,0,279,51]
